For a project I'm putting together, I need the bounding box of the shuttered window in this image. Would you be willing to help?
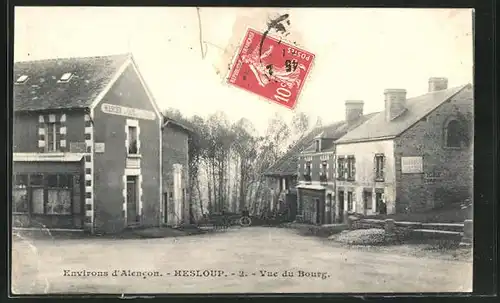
[346,156,356,181]
[337,157,345,180]
[375,154,385,181]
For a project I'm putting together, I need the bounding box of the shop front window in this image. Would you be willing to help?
[46,174,73,215]
[13,174,28,213]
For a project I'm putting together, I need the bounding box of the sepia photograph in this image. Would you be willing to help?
[10,6,474,294]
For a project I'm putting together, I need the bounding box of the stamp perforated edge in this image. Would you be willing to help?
[225,26,316,110]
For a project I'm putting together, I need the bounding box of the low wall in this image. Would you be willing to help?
[282,223,348,237]
[349,218,469,243]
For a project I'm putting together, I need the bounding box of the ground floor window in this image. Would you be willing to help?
[363,190,373,211]
[13,173,76,216]
[347,191,353,211]
[13,174,29,213]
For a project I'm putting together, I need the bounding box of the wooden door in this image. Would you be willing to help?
[126,176,138,225]
[338,191,345,222]
[315,199,321,224]
[163,192,169,224]
[286,193,297,222]
[326,194,332,224]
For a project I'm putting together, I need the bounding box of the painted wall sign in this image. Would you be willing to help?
[401,156,423,174]
[101,103,156,121]
[94,143,105,153]
[69,142,86,153]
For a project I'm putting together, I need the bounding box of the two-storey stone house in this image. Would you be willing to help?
[296,102,377,225]
[263,128,326,220]
[12,54,191,234]
[334,78,473,216]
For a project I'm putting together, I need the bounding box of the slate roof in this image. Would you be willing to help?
[163,117,195,134]
[263,127,326,177]
[336,84,471,144]
[301,113,379,153]
[13,54,131,112]
[263,112,378,176]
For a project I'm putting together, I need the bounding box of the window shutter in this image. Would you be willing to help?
[136,125,141,153]
[344,160,348,179]
[352,191,357,212]
[351,158,356,179]
[381,155,385,179]
[373,155,378,178]
[125,125,129,154]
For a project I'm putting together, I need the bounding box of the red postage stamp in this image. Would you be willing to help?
[226,28,315,110]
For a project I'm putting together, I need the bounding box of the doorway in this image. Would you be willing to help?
[163,192,169,224]
[363,190,373,215]
[326,194,333,224]
[126,176,139,226]
[376,191,386,215]
[338,190,345,223]
[286,193,297,222]
[315,198,321,224]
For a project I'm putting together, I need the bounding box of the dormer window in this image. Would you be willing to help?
[315,139,321,152]
[58,73,73,83]
[319,161,328,182]
[16,75,29,84]
[303,161,312,182]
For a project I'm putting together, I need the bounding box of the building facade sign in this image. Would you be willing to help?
[401,156,423,174]
[69,142,86,153]
[94,143,105,153]
[101,103,156,121]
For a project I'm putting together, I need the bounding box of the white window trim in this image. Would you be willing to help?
[126,119,140,156]
[46,122,58,152]
[58,73,74,83]
[444,118,463,149]
[16,75,29,84]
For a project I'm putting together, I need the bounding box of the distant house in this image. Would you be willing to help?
[296,102,377,225]
[263,127,326,219]
[161,117,194,227]
[334,78,473,216]
[12,53,167,234]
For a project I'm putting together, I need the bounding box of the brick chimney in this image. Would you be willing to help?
[384,89,407,122]
[428,77,448,92]
[345,100,364,123]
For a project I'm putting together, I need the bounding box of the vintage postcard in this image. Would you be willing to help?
[11,7,474,295]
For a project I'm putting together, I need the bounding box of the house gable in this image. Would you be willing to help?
[89,56,163,121]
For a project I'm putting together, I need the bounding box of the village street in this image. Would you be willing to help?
[12,227,472,294]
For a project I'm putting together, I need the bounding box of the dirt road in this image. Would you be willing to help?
[11,227,472,294]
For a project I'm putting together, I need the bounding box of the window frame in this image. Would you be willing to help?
[346,156,356,181]
[444,119,463,149]
[315,139,320,152]
[58,72,74,83]
[347,191,353,212]
[45,174,74,216]
[45,122,62,152]
[319,160,328,181]
[15,75,29,84]
[363,189,373,211]
[375,153,385,182]
[304,161,312,181]
[128,125,139,155]
[12,174,29,214]
[20,173,76,216]
[337,157,345,180]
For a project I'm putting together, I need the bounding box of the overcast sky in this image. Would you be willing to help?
[14,7,473,134]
